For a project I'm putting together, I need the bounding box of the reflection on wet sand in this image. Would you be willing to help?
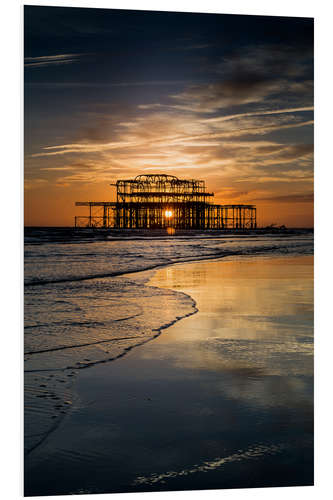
[25,255,313,495]
[148,256,313,378]
[133,255,313,487]
[146,255,313,412]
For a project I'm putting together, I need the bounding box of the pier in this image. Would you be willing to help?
[75,174,257,230]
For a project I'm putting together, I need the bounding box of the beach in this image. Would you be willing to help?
[25,251,313,496]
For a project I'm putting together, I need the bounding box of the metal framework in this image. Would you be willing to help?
[75,174,256,230]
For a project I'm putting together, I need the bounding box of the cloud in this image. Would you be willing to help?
[28,103,313,196]
[24,178,48,190]
[219,44,313,80]
[272,144,313,161]
[140,43,314,114]
[169,80,313,113]
[31,105,313,160]
[24,53,85,68]
[255,193,314,203]
[170,79,281,112]
[203,107,313,125]
[30,141,140,157]
[40,166,77,171]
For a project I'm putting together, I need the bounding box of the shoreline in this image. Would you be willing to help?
[25,241,313,288]
[25,253,314,496]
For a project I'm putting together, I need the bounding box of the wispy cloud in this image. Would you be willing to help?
[24,53,85,68]
[202,107,314,124]
[168,81,313,113]
[30,106,313,162]
[40,166,77,171]
[30,141,140,157]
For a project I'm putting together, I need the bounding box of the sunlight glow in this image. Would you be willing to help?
[165,210,173,218]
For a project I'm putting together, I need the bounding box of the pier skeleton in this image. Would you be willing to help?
[75,174,256,230]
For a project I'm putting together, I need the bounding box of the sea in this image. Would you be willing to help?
[24,228,313,459]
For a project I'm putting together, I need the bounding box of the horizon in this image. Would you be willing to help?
[24,224,314,229]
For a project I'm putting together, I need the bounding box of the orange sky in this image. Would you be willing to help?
[24,176,313,228]
[24,7,313,227]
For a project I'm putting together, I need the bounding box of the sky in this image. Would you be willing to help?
[24,6,314,227]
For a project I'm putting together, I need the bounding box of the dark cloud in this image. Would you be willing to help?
[167,41,313,113]
[172,77,282,111]
[276,144,313,160]
[220,43,313,79]
[256,193,314,203]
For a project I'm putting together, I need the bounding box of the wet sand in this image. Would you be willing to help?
[25,255,313,496]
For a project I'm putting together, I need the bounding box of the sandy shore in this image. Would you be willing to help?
[25,255,313,496]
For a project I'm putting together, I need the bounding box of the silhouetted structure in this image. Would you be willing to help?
[75,174,256,230]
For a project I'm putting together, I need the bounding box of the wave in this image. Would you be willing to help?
[24,276,198,455]
[134,442,288,486]
[24,237,313,287]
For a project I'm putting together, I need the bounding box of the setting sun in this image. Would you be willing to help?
[165,210,173,218]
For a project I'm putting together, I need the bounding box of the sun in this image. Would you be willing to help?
[165,210,173,218]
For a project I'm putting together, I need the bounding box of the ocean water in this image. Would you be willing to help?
[24,229,313,457]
